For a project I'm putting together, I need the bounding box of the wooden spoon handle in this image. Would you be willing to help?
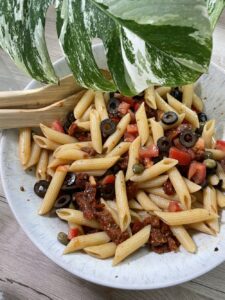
[0,74,83,109]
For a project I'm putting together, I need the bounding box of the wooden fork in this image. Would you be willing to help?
[0,90,85,129]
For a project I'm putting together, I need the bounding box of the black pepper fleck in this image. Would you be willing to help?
[115,275,118,278]
[20,186,25,192]
[214,247,219,252]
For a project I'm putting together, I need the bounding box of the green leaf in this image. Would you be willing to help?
[206,0,225,29]
[0,0,58,83]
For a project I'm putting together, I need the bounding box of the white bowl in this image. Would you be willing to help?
[1,43,225,290]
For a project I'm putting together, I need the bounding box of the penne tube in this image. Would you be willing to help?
[24,142,41,169]
[48,157,72,169]
[89,175,97,186]
[36,149,49,180]
[46,153,55,177]
[79,104,93,121]
[38,165,68,215]
[146,135,154,147]
[115,171,131,232]
[205,148,225,160]
[202,120,215,148]
[33,135,61,151]
[128,199,143,210]
[68,222,84,235]
[161,113,185,130]
[74,89,95,119]
[216,189,225,208]
[135,103,150,145]
[56,209,100,228]
[64,232,110,254]
[75,120,90,131]
[154,209,218,226]
[126,136,141,180]
[130,209,142,222]
[54,148,88,160]
[182,84,193,108]
[167,94,199,128]
[155,86,171,98]
[146,187,179,201]
[106,142,130,157]
[148,194,170,210]
[155,92,176,113]
[187,222,216,235]
[84,170,107,176]
[113,225,151,266]
[103,113,131,153]
[203,186,219,233]
[84,242,116,259]
[40,123,77,144]
[69,156,119,172]
[168,167,191,209]
[104,92,110,103]
[53,142,93,156]
[101,199,120,226]
[131,158,178,183]
[137,175,168,189]
[149,118,164,144]
[136,191,161,211]
[216,163,225,190]
[144,86,157,109]
[192,93,203,112]
[183,177,202,193]
[90,109,102,154]
[94,91,109,120]
[170,226,196,253]
[106,200,118,211]
[19,128,31,165]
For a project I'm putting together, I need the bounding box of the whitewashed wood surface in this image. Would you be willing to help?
[1,7,225,300]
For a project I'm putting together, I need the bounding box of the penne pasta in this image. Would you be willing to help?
[161,113,185,130]
[216,163,225,190]
[106,142,130,157]
[146,187,179,201]
[33,135,61,151]
[130,209,142,222]
[183,177,202,193]
[126,136,141,180]
[202,120,215,148]
[90,109,102,154]
[68,222,84,235]
[188,222,216,235]
[75,120,90,131]
[56,209,100,228]
[205,148,225,160]
[19,128,31,165]
[48,157,72,169]
[38,165,68,215]
[131,158,178,183]
[149,118,164,144]
[103,113,131,153]
[54,148,88,160]
[136,191,161,211]
[104,92,110,103]
[64,232,110,254]
[74,89,95,119]
[24,141,41,169]
[36,149,49,180]
[135,103,150,145]
[144,86,157,109]
[182,84,193,108]
[101,199,120,226]
[79,104,93,121]
[155,87,171,98]
[137,175,168,189]
[40,123,77,144]
[94,91,109,121]
[113,225,151,266]
[154,209,218,226]
[84,242,116,259]
[115,171,131,232]
[149,194,170,210]
[53,142,93,156]
[203,186,219,233]
[46,153,55,177]
[192,93,203,112]
[128,199,143,210]
[155,92,176,113]
[216,189,225,208]
[146,135,154,147]
[170,226,196,253]
[69,156,119,172]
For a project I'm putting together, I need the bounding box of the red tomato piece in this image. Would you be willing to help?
[102,175,115,185]
[188,161,206,184]
[68,228,79,240]
[169,147,192,166]
[121,96,135,106]
[127,124,138,134]
[168,201,182,212]
[139,145,159,158]
[134,102,141,112]
[143,157,153,168]
[51,120,64,133]
[118,101,130,115]
[124,132,137,142]
[215,140,225,152]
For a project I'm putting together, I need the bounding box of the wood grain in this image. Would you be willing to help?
[1,6,225,300]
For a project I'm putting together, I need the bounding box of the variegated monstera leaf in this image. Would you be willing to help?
[0,0,224,95]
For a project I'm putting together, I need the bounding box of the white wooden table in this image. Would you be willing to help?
[1,7,225,300]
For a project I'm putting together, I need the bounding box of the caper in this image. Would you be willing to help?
[204,151,213,160]
[204,159,217,169]
[132,163,145,174]
[57,232,69,246]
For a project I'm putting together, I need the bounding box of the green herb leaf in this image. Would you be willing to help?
[206,0,225,29]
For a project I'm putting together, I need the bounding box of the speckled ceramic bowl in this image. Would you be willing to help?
[1,43,225,289]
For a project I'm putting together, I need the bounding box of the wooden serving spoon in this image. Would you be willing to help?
[0,90,85,129]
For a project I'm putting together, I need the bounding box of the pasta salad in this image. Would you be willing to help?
[18,84,225,265]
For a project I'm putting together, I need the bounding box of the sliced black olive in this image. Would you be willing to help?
[107,97,120,115]
[61,172,76,191]
[98,183,115,200]
[170,87,182,101]
[179,130,198,148]
[100,119,116,138]
[195,122,205,137]
[198,112,207,123]
[34,180,50,198]
[157,137,171,154]
[55,194,71,209]
[63,112,76,133]
[132,163,144,174]
[162,111,178,125]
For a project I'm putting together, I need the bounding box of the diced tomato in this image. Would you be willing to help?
[51,120,64,133]
[127,124,138,134]
[188,161,206,184]
[143,157,153,168]
[68,228,79,240]
[121,96,135,106]
[68,123,77,136]
[169,147,192,165]
[139,145,159,158]
[124,131,137,142]
[102,175,115,185]
[215,140,225,152]
[118,101,130,115]
[111,117,120,124]
[168,201,182,212]
[134,102,141,112]
[173,138,195,159]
